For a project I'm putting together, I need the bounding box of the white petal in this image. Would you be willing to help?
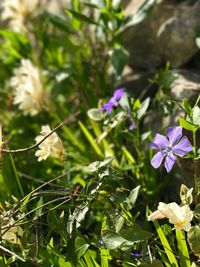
[148,210,165,221]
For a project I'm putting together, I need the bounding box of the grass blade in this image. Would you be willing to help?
[78,121,104,157]
[100,248,110,267]
[153,220,178,267]
[176,229,190,267]
[9,152,24,197]
[89,120,119,167]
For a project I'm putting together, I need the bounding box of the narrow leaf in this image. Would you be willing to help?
[65,9,99,25]
[153,220,178,267]
[176,230,191,267]
[79,121,104,157]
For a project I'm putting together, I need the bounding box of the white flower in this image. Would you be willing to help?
[1,0,45,33]
[10,59,44,116]
[35,125,64,161]
[148,202,193,231]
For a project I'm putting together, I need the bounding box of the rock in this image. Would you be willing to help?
[157,3,200,67]
[170,69,200,99]
[113,66,155,98]
[120,0,200,69]
[156,69,200,128]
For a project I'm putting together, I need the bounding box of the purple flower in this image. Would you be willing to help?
[129,121,136,130]
[150,126,193,173]
[100,88,124,113]
[112,88,124,101]
[130,251,143,258]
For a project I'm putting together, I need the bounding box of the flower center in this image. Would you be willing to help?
[164,146,172,153]
[175,220,185,229]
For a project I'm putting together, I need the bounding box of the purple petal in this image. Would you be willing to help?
[151,151,165,169]
[166,126,182,146]
[164,153,177,173]
[113,88,124,101]
[150,134,169,150]
[99,100,115,113]
[172,136,193,157]
[129,121,136,130]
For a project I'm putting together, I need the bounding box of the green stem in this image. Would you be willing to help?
[194,93,200,107]
[9,152,24,198]
[193,131,197,158]
[193,131,199,201]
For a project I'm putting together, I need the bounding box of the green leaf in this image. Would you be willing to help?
[33,197,44,220]
[67,204,89,235]
[192,106,200,126]
[65,9,99,25]
[87,108,103,121]
[0,30,29,47]
[176,230,191,267]
[194,204,200,221]
[9,152,24,197]
[43,12,70,32]
[62,124,85,152]
[88,157,114,172]
[83,250,100,267]
[139,260,164,267]
[195,37,200,48]
[182,99,192,117]
[119,92,130,110]
[75,236,89,259]
[79,120,104,157]
[179,118,198,133]
[153,220,178,267]
[121,146,136,164]
[134,99,141,109]
[187,225,200,256]
[115,216,125,233]
[100,249,111,267]
[137,97,150,119]
[58,258,72,267]
[180,184,193,205]
[89,119,119,166]
[109,47,129,76]
[112,188,129,205]
[123,185,140,210]
[81,1,99,9]
[141,131,151,141]
[120,224,152,242]
[101,231,126,250]
[0,30,30,61]
[157,248,171,267]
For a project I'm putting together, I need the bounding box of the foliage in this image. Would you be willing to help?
[0,0,199,266]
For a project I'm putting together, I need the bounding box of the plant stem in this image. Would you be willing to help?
[9,152,24,198]
[194,93,200,107]
[193,131,199,202]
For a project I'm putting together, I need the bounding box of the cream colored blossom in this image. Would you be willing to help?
[148,202,193,231]
[10,59,44,116]
[35,125,64,161]
[0,213,23,244]
[1,0,45,33]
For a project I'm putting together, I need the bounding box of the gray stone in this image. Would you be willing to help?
[113,66,154,98]
[120,0,200,69]
[170,69,200,99]
[157,70,200,128]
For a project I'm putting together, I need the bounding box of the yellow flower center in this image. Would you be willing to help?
[175,220,186,228]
